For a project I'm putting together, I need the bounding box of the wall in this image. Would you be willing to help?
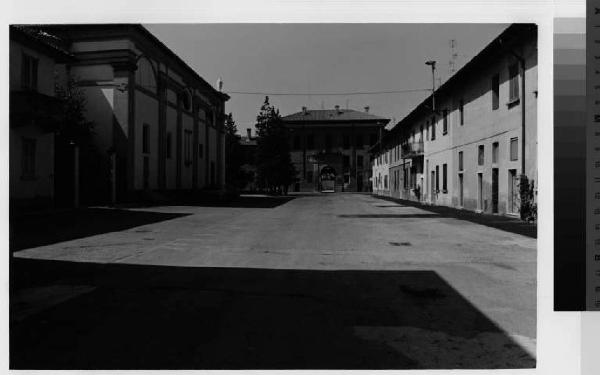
[371,32,537,217]
[10,126,55,200]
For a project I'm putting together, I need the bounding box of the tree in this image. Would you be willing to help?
[224,112,250,191]
[255,97,296,194]
[55,75,110,205]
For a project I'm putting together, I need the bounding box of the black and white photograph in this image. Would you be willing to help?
[7,20,540,370]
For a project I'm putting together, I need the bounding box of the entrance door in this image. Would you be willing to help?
[430,170,435,203]
[477,173,483,211]
[458,173,464,207]
[357,172,363,192]
[508,169,518,213]
[492,168,499,213]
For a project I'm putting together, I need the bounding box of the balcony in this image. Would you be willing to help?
[401,141,424,159]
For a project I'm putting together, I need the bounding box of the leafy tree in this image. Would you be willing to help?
[224,112,251,191]
[255,97,296,194]
[55,75,110,205]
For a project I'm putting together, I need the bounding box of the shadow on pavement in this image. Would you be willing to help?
[10,208,190,252]
[339,214,442,219]
[370,195,537,238]
[11,259,535,369]
[118,195,297,209]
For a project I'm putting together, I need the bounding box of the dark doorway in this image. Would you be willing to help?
[54,135,75,208]
[357,172,363,192]
[492,168,499,213]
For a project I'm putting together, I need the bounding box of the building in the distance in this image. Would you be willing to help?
[40,24,230,204]
[239,128,258,191]
[371,24,537,216]
[282,106,389,192]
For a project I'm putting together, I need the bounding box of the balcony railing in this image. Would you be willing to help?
[401,141,424,159]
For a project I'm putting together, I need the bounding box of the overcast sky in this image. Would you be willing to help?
[145,23,508,133]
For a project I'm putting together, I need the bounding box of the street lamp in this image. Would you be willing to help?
[425,60,436,112]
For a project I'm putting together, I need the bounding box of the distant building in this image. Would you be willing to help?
[239,128,258,191]
[9,26,73,210]
[40,24,230,203]
[371,24,537,216]
[282,106,389,192]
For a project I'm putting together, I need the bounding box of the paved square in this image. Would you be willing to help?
[12,193,536,369]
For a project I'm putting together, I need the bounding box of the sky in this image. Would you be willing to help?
[145,23,508,134]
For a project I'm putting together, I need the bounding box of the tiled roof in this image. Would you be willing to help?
[10,25,74,61]
[282,109,389,124]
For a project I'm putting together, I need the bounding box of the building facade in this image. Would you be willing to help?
[47,24,230,203]
[282,106,389,192]
[9,26,73,210]
[371,24,537,216]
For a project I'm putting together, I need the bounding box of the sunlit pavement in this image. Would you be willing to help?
[11,193,536,369]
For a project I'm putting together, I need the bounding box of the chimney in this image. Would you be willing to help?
[335,105,341,114]
[246,128,252,139]
[364,105,370,113]
[302,106,308,114]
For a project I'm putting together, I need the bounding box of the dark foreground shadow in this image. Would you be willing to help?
[10,259,535,369]
[118,194,296,209]
[370,195,537,238]
[10,208,190,252]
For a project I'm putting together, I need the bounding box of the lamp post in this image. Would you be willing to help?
[425,60,436,112]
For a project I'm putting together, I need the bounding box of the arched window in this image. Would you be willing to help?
[180,89,192,111]
[135,57,157,94]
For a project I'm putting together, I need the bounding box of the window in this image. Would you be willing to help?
[198,143,204,159]
[166,132,172,159]
[442,163,447,192]
[293,135,301,150]
[343,135,350,149]
[181,90,192,111]
[370,133,377,146]
[404,168,408,189]
[344,174,350,184]
[355,134,364,148]
[420,125,424,141]
[426,121,429,141]
[306,170,313,183]
[492,74,500,110]
[384,175,388,189]
[21,138,36,178]
[21,53,38,91]
[435,165,439,192]
[325,134,333,150]
[343,155,350,169]
[142,124,150,154]
[478,145,484,166]
[442,109,448,134]
[184,129,193,165]
[458,151,463,171]
[357,155,364,167]
[307,134,314,149]
[431,117,436,140]
[510,137,518,161]
[459,100,464,125]
[492,142,499,163]
[509,64,520,102]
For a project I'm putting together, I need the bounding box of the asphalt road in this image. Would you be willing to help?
[11,193,536,369]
